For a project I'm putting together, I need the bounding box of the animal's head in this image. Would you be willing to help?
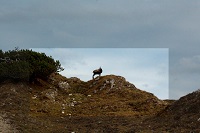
[99,67,102,72]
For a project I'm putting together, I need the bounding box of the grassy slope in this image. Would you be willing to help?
[3,73,199,132]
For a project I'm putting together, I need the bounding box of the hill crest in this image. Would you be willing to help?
[0,73,167,117]
[1,73,200,132]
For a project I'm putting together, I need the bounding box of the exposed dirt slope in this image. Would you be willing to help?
[144,89,200,132]
[84,75,167,116]
[26,74,167,118]
[0,113,18,133]
[4,73,200,132]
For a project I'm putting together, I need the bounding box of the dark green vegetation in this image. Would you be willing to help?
[0,48,63,82]
[0,49,200,132]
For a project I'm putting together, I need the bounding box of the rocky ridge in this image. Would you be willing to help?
[28,74,167,117]
[1,73,200,132]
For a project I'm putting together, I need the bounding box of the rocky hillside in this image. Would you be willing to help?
[1,73,200,132]
[85,75,167,116]
[28,74,167,117]
[146,89,200,132]
[0,73,169,132]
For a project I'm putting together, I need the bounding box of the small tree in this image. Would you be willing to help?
[0,48,64,82]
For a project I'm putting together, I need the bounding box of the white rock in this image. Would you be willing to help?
[58,81,70,89]
[62,104,66,109]
[70,103,75,106]
[10,88,16,93]
[43,89,58,100]
[110,79,115,89]
[32,95,37,99]
[105,80,110,84]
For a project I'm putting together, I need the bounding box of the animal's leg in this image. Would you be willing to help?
[93,73,95,79]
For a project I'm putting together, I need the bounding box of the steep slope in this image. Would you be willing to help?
[83,75,167,116]
[145,89,200,132]
[0,81,32,132]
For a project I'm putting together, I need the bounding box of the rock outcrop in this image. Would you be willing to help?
[2,73,190,132]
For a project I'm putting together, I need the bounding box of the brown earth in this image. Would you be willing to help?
[0,113,18,133]
[0,73,200,132]
[146,89,200,132]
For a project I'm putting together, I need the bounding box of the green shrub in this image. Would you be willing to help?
[0,48,64,82]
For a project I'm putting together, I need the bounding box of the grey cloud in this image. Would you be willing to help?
[170,73,200,99]
[169,55,200,99]
[179,56,200,73]
[1,1,200,49]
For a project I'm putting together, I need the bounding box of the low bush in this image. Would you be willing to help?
[0,48,64,82]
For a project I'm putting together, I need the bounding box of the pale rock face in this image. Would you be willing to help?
[42,89,58,101]
[110,79,115,89]
[101,79,116,90]
[58,82,70,90]
[32,95,37,99]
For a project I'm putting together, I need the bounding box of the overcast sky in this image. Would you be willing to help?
[1,0,200,99]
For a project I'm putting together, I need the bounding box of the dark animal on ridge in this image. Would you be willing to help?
[93,67,102,79]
